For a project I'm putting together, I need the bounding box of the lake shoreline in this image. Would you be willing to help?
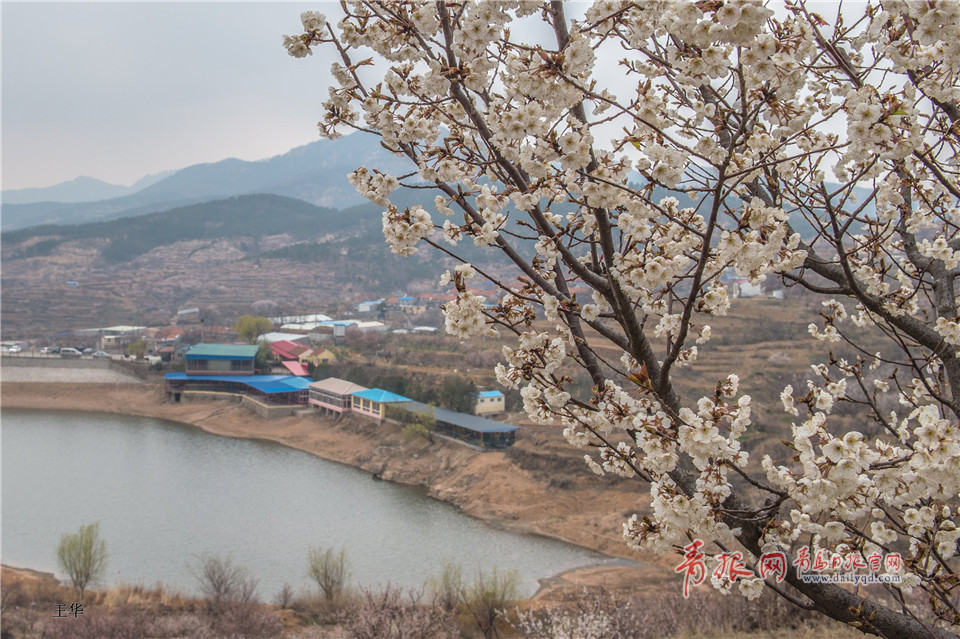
[1,375,672,599]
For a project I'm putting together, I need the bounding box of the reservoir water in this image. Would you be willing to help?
[1,408,605,598]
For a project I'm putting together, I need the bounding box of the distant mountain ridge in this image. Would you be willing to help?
[2,129,879,235]
[2,194,350,263]
[0,135,411,231]
[1,172,173,206]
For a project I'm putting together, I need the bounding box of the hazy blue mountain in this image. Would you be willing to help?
[1,135,409,231]
[1,128,880,236]
[133,134,410,205]
[2,176,129,205]
[1,172,174,206]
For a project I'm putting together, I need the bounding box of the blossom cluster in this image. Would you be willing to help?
[286,0,960,626]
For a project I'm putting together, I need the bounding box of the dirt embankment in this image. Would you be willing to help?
[1,375,674,597]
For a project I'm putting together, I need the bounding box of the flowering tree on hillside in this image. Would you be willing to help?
[284,2,960,636]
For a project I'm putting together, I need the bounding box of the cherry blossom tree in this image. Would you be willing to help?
[284,2,960,636]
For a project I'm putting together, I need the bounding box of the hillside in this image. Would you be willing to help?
[0,192,516,337]
[3,195,349,263]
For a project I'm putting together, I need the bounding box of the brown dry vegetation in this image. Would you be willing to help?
[2,565,866,639]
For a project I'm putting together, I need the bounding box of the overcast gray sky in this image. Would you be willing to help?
[2,2,859,192]
[2,2,337,190]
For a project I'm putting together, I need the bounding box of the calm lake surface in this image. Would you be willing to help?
[1,408,606,597]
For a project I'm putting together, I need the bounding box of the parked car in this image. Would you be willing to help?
[8,345,22,353]
[41,346,60,354]
[59,347,82,358]
[92,351,111,359]
[82,348,95,355]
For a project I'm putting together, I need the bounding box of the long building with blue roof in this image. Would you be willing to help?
[165,372,310,405]
[166,344,309,408]
[401,401,518,449]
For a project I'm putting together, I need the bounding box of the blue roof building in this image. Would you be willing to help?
[350,388,412,420]
[185,343,258,376]
[164,372,309,406]
[352,389,412,403]
[402,401,518,448]
[475,390,506,415]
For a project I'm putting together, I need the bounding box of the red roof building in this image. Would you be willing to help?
[281,361,310,377]
[270,340,309,360]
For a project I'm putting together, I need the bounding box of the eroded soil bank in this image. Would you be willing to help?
[1,377,674,598]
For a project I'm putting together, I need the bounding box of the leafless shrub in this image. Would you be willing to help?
[191,554,260,610]
[462,568,520,639]
[187,555,281,637]
[273,582,295,609]
[344,584,457,639]
[201,600,284,638]
[427,561,463,612]
[307,546,350,601]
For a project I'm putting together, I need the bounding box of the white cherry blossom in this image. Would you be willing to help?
[288,2,960,633]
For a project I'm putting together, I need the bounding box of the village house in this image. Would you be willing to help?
[84,325,148,350]
[356,299,384,314]
[397,296,426,315]
[185,343,258,375]
[308,377,369,416]
[269,340,310,362]
[350,388,412,420]
[474,390,505,415]
[298,347,336,367]
[354,321,388,333]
